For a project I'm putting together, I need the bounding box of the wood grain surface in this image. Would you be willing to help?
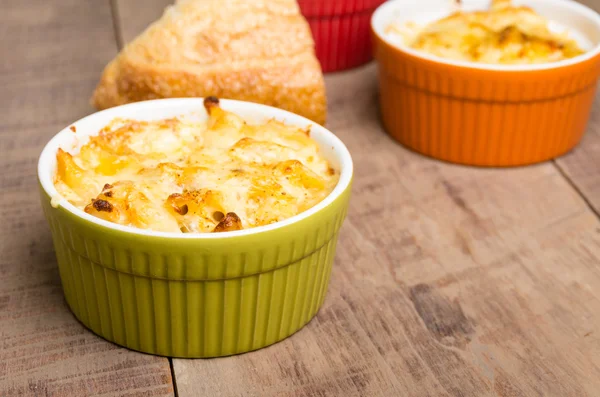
[2,0,600,396]
[556,0,600,216]
[557,107,600,215]
[0,1,173,396]
[165,65,600,397]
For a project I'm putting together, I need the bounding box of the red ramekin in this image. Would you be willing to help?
[298,0,387,72]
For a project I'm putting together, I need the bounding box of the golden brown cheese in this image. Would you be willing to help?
[386,0,585,64]
[54,97,339,233]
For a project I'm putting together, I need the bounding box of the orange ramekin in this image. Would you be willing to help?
[371,0,600,167]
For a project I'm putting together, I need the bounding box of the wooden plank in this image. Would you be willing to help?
[167,64,600,397]
[554,0,600,215]
[111,0,600,395]
[113,0,173,45]
[555,108,600,215]
[0,1,174,396]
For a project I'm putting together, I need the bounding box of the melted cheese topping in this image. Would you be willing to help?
[54,101,339,233]
[386,0,585,64]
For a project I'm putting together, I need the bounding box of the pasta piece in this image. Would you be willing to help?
[229,138,297,165]
[55,149,100,199]
[79,145,137,176]
[166,189,227,232]
[243,119,314,151]
[85,181,180,232]
[272,160,325,190]
[213,212,243,232]
[202,97,246,148]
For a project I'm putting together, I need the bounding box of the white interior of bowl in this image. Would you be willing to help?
[38,98,353,239]
[372,0,600,71]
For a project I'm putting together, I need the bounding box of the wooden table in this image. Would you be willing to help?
[3,1,600,395]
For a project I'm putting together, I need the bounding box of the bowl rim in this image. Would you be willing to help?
[38,98,354,240]
[371,0,600,72]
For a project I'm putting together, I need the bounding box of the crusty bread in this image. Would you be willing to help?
[91,0,327,124]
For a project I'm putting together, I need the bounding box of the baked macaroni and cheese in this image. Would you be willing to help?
[385,0,585,64]
[54,97,339,233]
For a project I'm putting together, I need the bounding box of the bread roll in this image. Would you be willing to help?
[91,0,327,124]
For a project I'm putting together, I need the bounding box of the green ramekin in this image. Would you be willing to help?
[38,98,353,358]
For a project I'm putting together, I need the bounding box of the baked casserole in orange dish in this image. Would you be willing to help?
[386,0,585,64]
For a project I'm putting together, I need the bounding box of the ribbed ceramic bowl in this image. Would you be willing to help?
[38,98,353,358]
[372,0,600,167]
[298,0,386,72]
